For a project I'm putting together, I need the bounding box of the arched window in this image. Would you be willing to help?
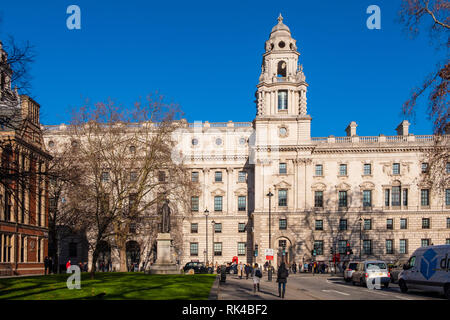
[277,61,287,78]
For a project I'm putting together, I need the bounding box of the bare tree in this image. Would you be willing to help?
[398,0,449,191]
[63,94,196,277]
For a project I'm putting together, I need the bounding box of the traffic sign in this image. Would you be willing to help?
[265,249,274,260]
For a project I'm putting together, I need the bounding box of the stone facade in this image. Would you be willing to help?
[42,15,450,270]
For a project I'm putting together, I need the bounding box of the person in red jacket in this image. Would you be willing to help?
[66,260,71,271]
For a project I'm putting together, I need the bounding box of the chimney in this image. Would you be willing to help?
[396,120,410,136]
[345,121,358,137]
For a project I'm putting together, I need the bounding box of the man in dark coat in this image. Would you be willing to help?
[276,262,289,298]
[44,256,49,275]
[292,262,297,274]
[48,257,53,274]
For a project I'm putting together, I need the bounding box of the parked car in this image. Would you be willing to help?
[183,261,207,274]
[398,244,450,299]
[343,261,358,282]
[351,260,390,289]
[225,263,238,274]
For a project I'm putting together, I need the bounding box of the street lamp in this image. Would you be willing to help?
[204,209,209,266]
[358,217,363,261]
[266,190,274,281]
[211,220,216,271]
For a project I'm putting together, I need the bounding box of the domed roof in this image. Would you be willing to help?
[270,14,291,38]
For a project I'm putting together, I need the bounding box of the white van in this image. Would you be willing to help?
[398,244,450,299]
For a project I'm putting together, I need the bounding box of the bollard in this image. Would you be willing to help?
[220,265,226,283]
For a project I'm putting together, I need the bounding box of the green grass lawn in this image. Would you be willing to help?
[0,272,216,300]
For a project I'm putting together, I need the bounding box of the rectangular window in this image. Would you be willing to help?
[278,189,287,207]
[421,239,430,247]
[363,190,372,207]
[4,191,11,221]
[314,191,323,208]
[101,171,110,182]
[386,219,393,230]
[385,189,390,207]
[399,239,408,254]
[338,191,347,207]
[392,163,400,175]
[129,223,136,234]
[190,243,198,256]
[339,219,347,231]
[215,171,222,182]
[279,163,287,174]
[421,163,429,173]
[214,223,222,233]
[191,196,199,212]
[400,218,407,229]
[214,196,223,212]
[69,242,77,258]
[445,189,450,206]
[214,242,222,256]
[238,223,246,233]
[158,171,166,182]
[315,220,323,231]
[421,189,430,206]
[278,90,288,110]
[446,239,450,245]
[447,162,450,174]
[279,219,287,230]
[338,240,347,254]
[314,241,324,256]
[20,236,25,263]
[237,242,246,256]
[238,171,246,183]
[403,189,408,206]
[339,164,347,176]
[130,171,138,182]
[392,186,401,206]
[363,163,371,175]
[422,218,430,229]
[386,240,394,254]
[363,240,372,255]
[238,196,246,211]
[446,217,450,229]
[190,223,198,233]
[364,219,372,230]
[37,239,42,263]
[191,171,199,182]
[315,164,323,176]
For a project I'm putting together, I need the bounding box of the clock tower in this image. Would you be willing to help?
[254,14,311,144]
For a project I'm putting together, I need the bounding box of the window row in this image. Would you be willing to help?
[279,217,450,231]
[0,234,44,263]
[191,196,247,212]
[191,171,247,183]
[190,222,246,233]
[189,242,247,256]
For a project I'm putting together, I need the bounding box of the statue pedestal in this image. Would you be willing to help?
[147,233,180,275]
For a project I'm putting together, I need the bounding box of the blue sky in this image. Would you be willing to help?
[0,0,444,136]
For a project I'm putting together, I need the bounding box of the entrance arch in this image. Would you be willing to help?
[126,241,140,271]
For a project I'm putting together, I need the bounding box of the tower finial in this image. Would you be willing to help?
[278,13,283,23]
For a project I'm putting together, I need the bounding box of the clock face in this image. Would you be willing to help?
[279,127,287,136]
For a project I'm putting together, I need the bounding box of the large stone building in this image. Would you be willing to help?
[0,41,51,275]
[43,15,450,270]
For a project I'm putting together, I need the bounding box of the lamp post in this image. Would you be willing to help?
[204,209,209,265]
[211,220,215,272]
[267,190,274,281]
[358,217,362,261]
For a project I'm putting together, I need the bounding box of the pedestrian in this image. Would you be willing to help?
[292,262,297,274]
[304,262,308,273]
[276,262,289,298]
[66,259,71,271]
[245,263,250,279]
[252,263,262,294]
[264,261,268,272]
[44,256,49,275]
[238,262,244,279]
[48,257,53,274]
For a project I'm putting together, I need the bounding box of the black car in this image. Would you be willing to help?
[225,263,238,274]
[183,261,207,274]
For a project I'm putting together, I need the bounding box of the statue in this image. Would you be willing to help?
[160,199,171,233]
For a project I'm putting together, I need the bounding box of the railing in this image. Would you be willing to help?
[310,135,449,144]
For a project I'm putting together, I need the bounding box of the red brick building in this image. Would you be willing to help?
[0,41,51,276]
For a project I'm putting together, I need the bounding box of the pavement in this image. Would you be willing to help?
[215,272,445,300]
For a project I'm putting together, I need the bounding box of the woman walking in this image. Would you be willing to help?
[252,263,262,294]
[276,262,289,298]
[238,262,244,279]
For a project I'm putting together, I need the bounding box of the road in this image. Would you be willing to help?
[216,273,445,300]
